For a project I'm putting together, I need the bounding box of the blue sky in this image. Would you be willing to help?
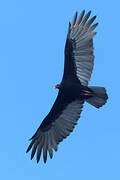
[0,0,119,179]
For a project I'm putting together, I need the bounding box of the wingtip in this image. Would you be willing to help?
[75,11,78,16]
[86,10,92,19]
[49,153,53,159]
[91,15,97,22]
[26,140,35,153]
[89,22,99,32]
[69,22,71,28]
[76,10,85,25]
[71,12,78,27]
[31,154,34,160]
[43,159,47,164]
[88,10,91,15]
[96,22,99,26]
[81,9,85,14]
[37,158,40,163]
[26,148,29,153]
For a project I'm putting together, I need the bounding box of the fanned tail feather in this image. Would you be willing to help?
[86,86,108,108]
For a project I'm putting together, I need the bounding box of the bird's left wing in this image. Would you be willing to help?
[26,91,84,163]
[62,10,98,86]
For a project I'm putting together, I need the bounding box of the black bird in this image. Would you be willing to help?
[26,10,108,163]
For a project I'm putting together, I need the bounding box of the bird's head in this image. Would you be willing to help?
[55,83,61,89]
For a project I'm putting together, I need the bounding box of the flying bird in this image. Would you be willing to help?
[26,10,108,163]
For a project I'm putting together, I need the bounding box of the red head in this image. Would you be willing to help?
[55,83,61,89]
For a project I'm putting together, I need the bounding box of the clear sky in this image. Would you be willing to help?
[0,0,119,179]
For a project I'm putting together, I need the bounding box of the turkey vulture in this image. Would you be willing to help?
[26,10,108,163]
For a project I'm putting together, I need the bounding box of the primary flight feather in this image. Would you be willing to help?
[26,10,108,163]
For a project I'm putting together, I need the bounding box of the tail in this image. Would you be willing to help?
[86,86,108,108]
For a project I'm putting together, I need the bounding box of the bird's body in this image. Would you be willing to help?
[26,10,108,163]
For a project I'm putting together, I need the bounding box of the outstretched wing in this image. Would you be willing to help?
[26,90,84,163]
[62,10,98,86]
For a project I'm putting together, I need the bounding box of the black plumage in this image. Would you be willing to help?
[26,10,108,163]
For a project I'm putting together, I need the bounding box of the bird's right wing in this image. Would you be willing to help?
[26,90,84,163]
[62,10,98,86]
